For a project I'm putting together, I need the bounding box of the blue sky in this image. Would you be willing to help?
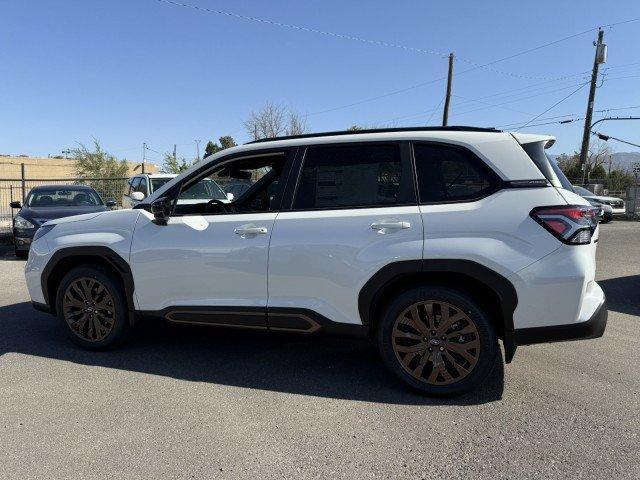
[1,0,639,165]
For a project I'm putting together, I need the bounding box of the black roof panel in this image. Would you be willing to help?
[246,126,501,144]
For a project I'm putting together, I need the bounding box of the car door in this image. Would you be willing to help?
[130,149,295,329]
[123,176,144,209]
[267,142,423,330]
[122,177,137,209]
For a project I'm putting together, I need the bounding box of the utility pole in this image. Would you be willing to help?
[173,144,177,164]
[442,53,454,126]
[195,139,201,161]
[579,28,606,185]
[142,142,146,174]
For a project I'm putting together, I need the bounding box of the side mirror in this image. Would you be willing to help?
[131,191,145,202]
[226,192,235,201]
[10,201,22,209]
[151,197,171,225]
[106,199,117,208]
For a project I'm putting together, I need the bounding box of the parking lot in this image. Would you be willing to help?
[0,221,638,479]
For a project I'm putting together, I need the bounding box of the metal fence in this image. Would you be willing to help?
[0,177,128,235]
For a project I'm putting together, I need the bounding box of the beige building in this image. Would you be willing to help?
[0,155,158,179]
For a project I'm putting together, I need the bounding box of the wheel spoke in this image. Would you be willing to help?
[409,306,429,335]
[446,342,479,363]
[393,325,422,341]
[395,343,426,354]
[424,303,435,330]
[437,311,466,334]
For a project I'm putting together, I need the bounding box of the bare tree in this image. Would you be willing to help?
[243,102,308,140]
[585,140,611,181]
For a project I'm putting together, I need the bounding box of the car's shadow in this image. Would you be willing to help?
[599,274,640,317]
[0,301,504,406]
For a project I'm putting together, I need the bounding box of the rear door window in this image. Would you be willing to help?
[293,144,410,209]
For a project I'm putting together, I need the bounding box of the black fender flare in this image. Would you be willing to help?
[358,259,518,361]
[41,246,136,322]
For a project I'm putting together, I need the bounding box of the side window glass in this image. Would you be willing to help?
[175,153,287,215]
[414,144,498,203]
[130,177,142,194]
[138,177,148,196]
[293,144,403,209]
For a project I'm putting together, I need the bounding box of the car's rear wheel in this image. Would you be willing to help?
[377,286,498,396]
[56,265,129,349]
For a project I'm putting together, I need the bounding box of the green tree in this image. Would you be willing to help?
[162,152,190,174]
[72,140,129,203]
[204,136,238,157]
[73,140,129,178]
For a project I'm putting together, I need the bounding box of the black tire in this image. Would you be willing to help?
[377,286,498,397]
[14,249,28,258]
[55,265,130,349]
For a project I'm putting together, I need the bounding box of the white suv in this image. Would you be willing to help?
[25,127,607,396]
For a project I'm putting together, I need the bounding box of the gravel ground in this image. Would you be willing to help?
[1,221,639,479]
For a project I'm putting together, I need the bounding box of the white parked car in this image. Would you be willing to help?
[25,127,607,396]
[572,185,625,216]
[123,173,233,208]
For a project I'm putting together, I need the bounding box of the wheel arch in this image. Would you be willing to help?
[42,246,136,324]
[358,260,518,362]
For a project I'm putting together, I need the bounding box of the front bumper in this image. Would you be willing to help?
[13,227,35,251]
[514,295,607,345]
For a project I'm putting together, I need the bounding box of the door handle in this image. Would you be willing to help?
[371,221,411,231]
[234,226,268,236]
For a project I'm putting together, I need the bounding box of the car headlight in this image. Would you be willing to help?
[33,224,55,242]
[13,215,34,229]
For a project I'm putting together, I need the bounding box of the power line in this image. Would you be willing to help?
[426,95,446,125]
[496,105,640,129]
[452,82,589,117]
[158,0,639,84]
[370,80,589,125]
[592,131,640,149]
[518,82,590,128]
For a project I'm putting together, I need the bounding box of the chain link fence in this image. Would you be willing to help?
[0,177,128,235]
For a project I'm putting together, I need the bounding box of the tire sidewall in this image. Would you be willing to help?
[56,265,129,349]
[377,286,497,396]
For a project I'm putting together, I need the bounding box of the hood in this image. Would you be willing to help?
[590,195,623,202]
[20,205,108,227]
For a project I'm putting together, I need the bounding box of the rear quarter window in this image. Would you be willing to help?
[413,143,500,203]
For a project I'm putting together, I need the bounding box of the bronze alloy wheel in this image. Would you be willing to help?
[392,300,480,385]
[62,277,116,342]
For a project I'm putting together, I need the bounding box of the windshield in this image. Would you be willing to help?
[572,185,593,196]
[178,178,227,200]
[151,177,173,192]
[27,188,103,207]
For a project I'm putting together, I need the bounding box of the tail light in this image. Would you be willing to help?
[530,205,598,245]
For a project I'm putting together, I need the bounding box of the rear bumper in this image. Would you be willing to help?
[514,295,607,346]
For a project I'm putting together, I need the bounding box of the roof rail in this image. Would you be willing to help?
[245,126,501,144]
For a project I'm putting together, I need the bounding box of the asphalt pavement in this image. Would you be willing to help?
[1,221,639,479]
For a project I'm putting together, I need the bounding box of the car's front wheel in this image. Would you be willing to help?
[377,286,498,396]
[56,265,130,349]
